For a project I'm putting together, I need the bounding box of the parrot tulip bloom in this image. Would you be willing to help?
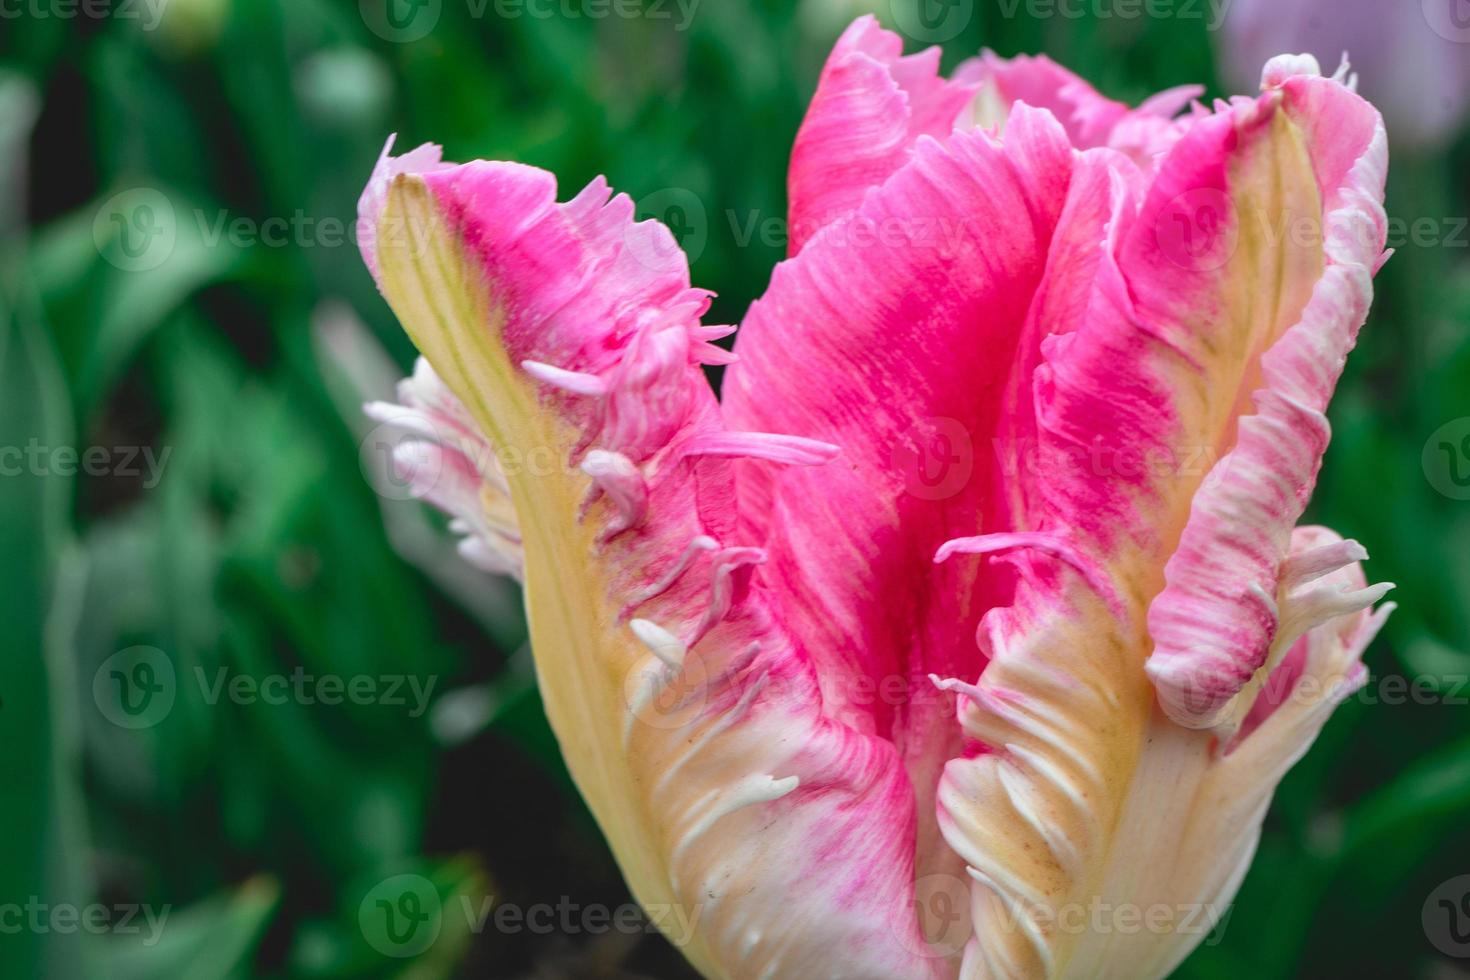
[356,18,1393,979]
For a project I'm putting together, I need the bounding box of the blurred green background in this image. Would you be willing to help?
[1,0,1467,977]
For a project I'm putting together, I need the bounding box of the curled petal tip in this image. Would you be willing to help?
[693,343,739,366]
[630,618,687,669]
[361,399,398,425]
[521,359,609,396]
[681,431,841,466]
[932,539,966,564]
[581,449,648,539]
[1261,53,1322,90]
[1370,601,1398,627]
[928,672,986,705]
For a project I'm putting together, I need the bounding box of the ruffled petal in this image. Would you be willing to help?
[364,357,524,579]
[952,51,1202,165]
[728,52,1389,978]
[727,109,1079,905]
[728,110,1175,976]
[1218,0,1470,147]
[1062,525,1391,980]
[362,151,955,978]
[785,25,1208,260]
[1230,525,1392,747]
[1145,64,1390,732]
[786,15,979,255]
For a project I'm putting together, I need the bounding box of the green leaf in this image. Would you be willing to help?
[100,877,280,980]
[0,301,92,979]
[1340,735,1470,872]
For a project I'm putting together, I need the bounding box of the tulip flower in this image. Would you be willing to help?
[355,17,1393,979]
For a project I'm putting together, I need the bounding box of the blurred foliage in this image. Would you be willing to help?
[0,0,1466,977]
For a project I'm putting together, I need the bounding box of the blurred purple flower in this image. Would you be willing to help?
[1220,0,1470,147]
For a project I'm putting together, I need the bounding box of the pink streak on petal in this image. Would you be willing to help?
[421,163,699,381]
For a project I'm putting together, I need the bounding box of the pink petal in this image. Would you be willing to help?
[952,51,1201,164]
[361,149,956,977]
[726,102,1074,733]
[723,53,1390,976]
[1145,69,1389,730]
[786,15,979,255]
[725,107,1082,940]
